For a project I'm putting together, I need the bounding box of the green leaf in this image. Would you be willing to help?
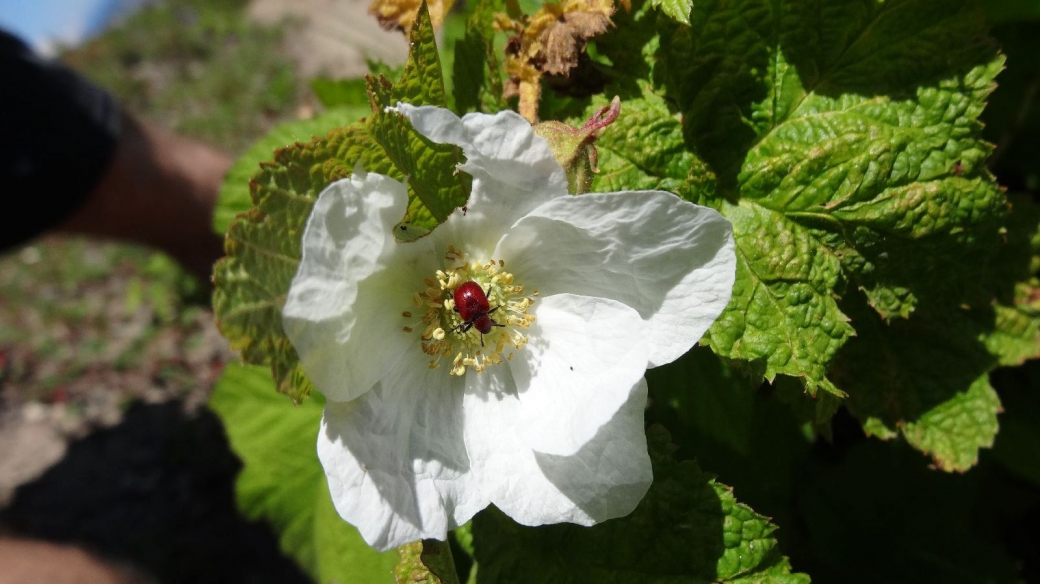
[980,195,1040,366]
[640,0,1005,398]
[594,0,662,99]
[591,89,717,201]
[209,363,397,583]
[213,120,394,401]
[646,348,816,540]
[709,201,853,396]
[649,0,692,25]
[834,302,1001,472]
[310,77,372,109]
[213,108,372,235]
[451,0,507,114]
[213,120,393,401]
[647,345,759,456]
[471,426,809,584]
[394,540,461,584]
[364,3,471,231]
[368,109,472,228]
[393,1,448,107]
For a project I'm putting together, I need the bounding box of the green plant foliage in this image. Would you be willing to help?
[210,363,398,583]
[645,348,817,543]
[310,78,371,109]
[470,426,809,583]
[834,302,1001,472]
[212,2,469,401]
[451,0,508,114]
[593,88,711,198]
[582,0,1040,469]
[394,540,461,584]
[212,120,389,401]
[980,197,1040,366]
[649,0,692,25]
[213,108,372,234]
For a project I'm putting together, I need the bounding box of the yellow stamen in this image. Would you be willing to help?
[406,247,536,376]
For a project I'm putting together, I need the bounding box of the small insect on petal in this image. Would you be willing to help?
[451,281,505,344]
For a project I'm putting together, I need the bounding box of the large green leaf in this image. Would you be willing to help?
[834,300,1001,472]
[592,88,714,199]
[213,121,392,401]
[590,0,1017,465]
[471,427,809,584]
[209,363,398,583]
[213,108,372,235]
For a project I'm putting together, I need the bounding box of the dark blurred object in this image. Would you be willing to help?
[0,27,228,281]
[0,29,121,251]
[0,402,310,584]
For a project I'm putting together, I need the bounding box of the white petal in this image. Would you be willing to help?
[394,103,569,252]
[283,172,436,401]
[497,191,736,367]
[464,373,651,526]
[318,354,482,551]
[509,294,649,456]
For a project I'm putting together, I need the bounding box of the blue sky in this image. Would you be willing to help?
[0,0,141,54]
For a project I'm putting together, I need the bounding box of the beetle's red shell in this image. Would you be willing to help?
[453,281,496,334]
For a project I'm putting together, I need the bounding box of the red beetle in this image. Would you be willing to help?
[451,281,503,345]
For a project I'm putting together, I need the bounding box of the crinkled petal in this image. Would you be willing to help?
[283,171,436,402]
[509,293,649,456]
[496,191,736,367]
[318,352,481,551]
[394,103,569,253]
[464,372,651,525]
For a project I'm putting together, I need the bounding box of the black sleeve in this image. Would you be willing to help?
[0,29,122,250]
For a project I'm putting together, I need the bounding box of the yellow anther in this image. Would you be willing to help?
[410,251,535,377]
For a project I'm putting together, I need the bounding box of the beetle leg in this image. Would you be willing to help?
[450,321,474,334]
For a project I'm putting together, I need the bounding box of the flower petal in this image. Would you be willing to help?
[283,171,436,401]
[318,353,481,551]
[394,103,569,251]
[497,191,736,367]
[509,293,649,456]
[464,372,651,525]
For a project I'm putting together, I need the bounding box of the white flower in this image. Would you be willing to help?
[281,104,736,551]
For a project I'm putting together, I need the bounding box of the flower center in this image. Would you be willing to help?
[405,245,536,375]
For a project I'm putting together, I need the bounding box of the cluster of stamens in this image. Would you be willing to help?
[404,245,536,375]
